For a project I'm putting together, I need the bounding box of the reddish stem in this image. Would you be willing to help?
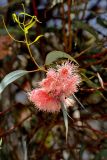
[32,0,38,16]
[67,0,72,52]
[0,114,32,138]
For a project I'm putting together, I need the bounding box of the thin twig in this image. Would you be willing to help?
[0,113,32,138]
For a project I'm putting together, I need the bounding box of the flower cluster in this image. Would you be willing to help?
[28,61,81,112]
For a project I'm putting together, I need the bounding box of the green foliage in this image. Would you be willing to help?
[12,12,40,35]
[61,101,68,142]
[73,21,99,40]
[0,70,29,94]
[95,149,107,160]
[0,138,2,149]
[97,17,107,28]
[79,144,86,159]
[45,51,78,65]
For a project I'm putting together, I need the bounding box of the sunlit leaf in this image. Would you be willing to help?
[25,21,35,34]
[0,138,2,146]
[45,51,78,65]
[19,12,40,23]
[0,70,29,94]
[12,13,19,23]
[29,35,43,45]
[12,13,41,34]
[48,0,63,8]
[0,138,2,149]
[97,72,104,89]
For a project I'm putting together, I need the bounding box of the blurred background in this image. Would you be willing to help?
[0,0,107,159]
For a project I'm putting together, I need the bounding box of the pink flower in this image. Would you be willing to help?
[61,75,81,96]
[40,69,58,93]
[28,88,61,112]
[28,61,81,112]
[57,61,75,77]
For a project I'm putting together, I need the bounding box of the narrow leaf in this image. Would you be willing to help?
[0,138,2,146]
[12,13,19,23]
[97,72,104,89]
[29,35,43,45]
[72,94,86,110]
[24,21,35,34]
[19,13,40,23]
[81,73,98,88]
[45,51,78,65]
[0,138,2,149]
[79,144,86,158]
[61,101,68,142]
[0,70,29,94]
[48,0,63,8]
[73,21,98,40]
[97,17,107,28]
[81,73,107,101]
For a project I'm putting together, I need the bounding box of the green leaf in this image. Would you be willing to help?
[29,35,43,45]
[0,138,2,146]
[45,132,53,148]
[19,12,40,23]
[73,21,99,40]
[12,13,19,23]
[81,73,107,101]
[95,149,107,160]
[36,128,44,143]
[45,51,78,65]
[48,0,63,8]
[97,17,107,28]
[81,73,98,88]
[61,102,68,142]
[79,144,86,159]
[0,70,29,94]
[0,138,2,149]
[24,21,35,34]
